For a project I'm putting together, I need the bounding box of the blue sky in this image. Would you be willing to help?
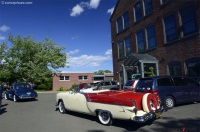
[0,0,117,73]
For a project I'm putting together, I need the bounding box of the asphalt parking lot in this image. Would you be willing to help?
[0,92,200,132]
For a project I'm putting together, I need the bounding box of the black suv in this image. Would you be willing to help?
[135,76,200,109]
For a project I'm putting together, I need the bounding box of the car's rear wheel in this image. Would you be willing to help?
[164,96,175,109]
[142,93,158,112]
[98,110,112,125]
[58,101,66,114]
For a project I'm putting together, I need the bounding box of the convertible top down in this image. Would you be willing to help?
[56,89,164,125]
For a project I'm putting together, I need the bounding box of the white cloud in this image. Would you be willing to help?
[107,6,115,15]
[66,53,112,69]
[71,35,79,40]
[105,49,112,56]
[68,49,79,55]
[0,25,10,32]
[0,34,6,40]
[89,0,101,9]
[70,0,101,17]
[70,4,84,17]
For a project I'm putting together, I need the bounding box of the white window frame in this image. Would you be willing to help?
[145,24,156,49]
[78,76,88,80]
[143,0,153,16]
[133,2,143,22]
[59,76,70,81]
[117,40,125,59]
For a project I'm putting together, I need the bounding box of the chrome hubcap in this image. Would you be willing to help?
[166,98,173,107]
[100,112,109,121]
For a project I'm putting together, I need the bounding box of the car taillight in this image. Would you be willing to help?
[152,90,158,95]
[131,82,135,89]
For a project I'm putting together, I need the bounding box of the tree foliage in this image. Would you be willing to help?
[0,42,11,82]
[94,70,111,75]
[0,34,67,87]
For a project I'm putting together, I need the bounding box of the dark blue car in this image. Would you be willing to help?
[135,76,200,109]
[4,83,38,102]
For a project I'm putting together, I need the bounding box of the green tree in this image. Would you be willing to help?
[94,70,112,75]
[0,42,11,82]
[1,34,67,87]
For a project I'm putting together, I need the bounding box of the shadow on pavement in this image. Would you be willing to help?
[0,103,8,115]
[107,116,200,132]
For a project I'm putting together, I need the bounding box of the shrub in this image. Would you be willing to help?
[57,86,66,91]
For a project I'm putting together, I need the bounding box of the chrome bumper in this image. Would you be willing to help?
[133,106,165,123]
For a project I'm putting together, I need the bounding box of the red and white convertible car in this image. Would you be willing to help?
[56,89,164,125]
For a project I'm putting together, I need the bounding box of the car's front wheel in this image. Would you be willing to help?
[58,101,66,114]
[4,94,8,100]
[13,95,18,102]
[164,96,175,109]
[98,110,112,125]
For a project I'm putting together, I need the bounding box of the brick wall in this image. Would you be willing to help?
[52,73,94,91]
[110,0,200,80]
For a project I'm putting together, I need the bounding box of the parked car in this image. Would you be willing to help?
[4,83,38,102]
[135,76,200,109]
[97,81,118,90]
[123,80,138,90]
[56,89,164,125]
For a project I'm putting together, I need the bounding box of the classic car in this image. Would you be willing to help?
[79,83,99,93]
[123,79,138,90]
[4,83,38,102]
[56,88,164,125]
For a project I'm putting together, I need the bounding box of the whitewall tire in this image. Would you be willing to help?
[13,95,17,102]
[4,94,8,100]
[58,101,66,114]
[142,93,158,113]
[98,110,112,125]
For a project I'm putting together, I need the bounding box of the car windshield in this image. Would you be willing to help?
[15,84,31,90]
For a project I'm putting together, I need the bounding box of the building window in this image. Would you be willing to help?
[136,30,145,52]
[79,76,88,80]
[59,76,70,81]
[146,24,156,49]
[125,37,131,56]
[160,0,170,5]
[134,2,143,22]
[180,4,197,37]
[116,17,123,33]
[168,61,182,76]
[163,14,177,43]
[185,57,200,77]
[118,40,124,59]
[123,11,129,29]
[144,0,153,16]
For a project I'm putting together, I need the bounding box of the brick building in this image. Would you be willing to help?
[52,73,114,91]
[110,0,200,85]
